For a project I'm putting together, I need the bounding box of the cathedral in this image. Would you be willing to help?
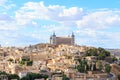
[50,32,75,45]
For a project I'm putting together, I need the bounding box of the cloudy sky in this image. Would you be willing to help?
[0,0,120,48]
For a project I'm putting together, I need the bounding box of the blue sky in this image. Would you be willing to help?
[0,0,120,48]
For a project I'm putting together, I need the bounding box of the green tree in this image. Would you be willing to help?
[8,74,20,80]
[84,47,110,58]
[98,47,105,53]
[62,74,69,80]
[81,58,87,66]
[0,71,7,75]
[92,62,96,71]
[20,73,48,80]
[20,76,29,80]
[41,74,48,80]
[104,51,110,56]
[112,57,118,62]
[84,49,91,56]
[98,53,106,60]
[91,48,98,56]
[26,61,33,66]
[117,74,120,80]
[77,58,87,73]
[8,58,14,62]
[105,64,111,74]
[0,71,8,80]
[77,65,85,73]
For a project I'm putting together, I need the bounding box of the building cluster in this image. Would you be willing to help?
[0,34,119,80]
[0,44,118,80]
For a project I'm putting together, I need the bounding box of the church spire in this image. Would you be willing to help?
[53,32,56,37]
[71,32,75,37]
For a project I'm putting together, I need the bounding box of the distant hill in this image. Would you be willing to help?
[106,49,120,56]
[28,43,120,57]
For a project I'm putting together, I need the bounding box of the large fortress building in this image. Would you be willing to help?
[50,32,75,45]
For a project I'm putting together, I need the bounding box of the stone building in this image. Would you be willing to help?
[50,32,75,45]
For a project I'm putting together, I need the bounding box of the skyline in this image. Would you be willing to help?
[0,0,120,48]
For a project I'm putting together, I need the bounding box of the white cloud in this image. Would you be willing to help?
[59,7,83,17]
[4,3,16,10]
[0,1,120,48]
[0,0,15,11]
[15,1,120,30]
[76,10,120,30]
[75,9,120,48]
[15,1,85,25]
[0,14,12,20]
[0,0,6,6]
[76,30,120,48]
[15,1,49,25]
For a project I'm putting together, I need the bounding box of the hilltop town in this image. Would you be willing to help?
[0,33,120,80]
